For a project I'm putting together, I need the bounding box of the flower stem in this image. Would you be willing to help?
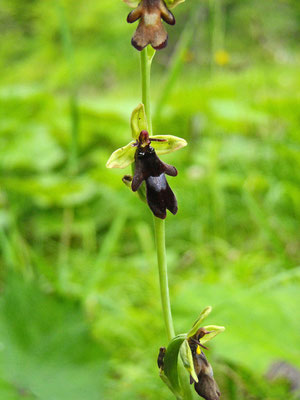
[140,47,174,341]
[140,47,193,399]
[154,216,175,341]
[140,48,153,135]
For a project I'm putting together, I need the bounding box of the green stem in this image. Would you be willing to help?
[154,216,175,341]
[140,47,193,399]
[140,48,153,134]
[140,47,174,341]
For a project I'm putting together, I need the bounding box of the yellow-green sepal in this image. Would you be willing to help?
[187,306,212,338]
[186,307,225,344]
[150,135,187,155]
[131,103,148,139]
[106,141,136,169]
[200,325,226,344]
[179,339,199,383]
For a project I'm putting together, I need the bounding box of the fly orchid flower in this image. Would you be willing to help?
[188,329,221,400]
[106,104,187,219]
[132,130,178,219]
[157,306,225,400]
[123,0,185,50]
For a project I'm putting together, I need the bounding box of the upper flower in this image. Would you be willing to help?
[124,0,181,50]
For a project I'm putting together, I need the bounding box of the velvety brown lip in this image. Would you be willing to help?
[127,0,175,51]
[131,131,178,219]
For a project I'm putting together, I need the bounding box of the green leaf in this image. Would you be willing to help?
[187,306,212,338]
[165,0,185,9]
[131,104,148,139]
[179,339,198,383]
[163,334,187,393]
[106,141,136,169]
[201,325,226,345]
[150,135,187,155]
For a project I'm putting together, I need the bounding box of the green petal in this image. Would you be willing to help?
[163,334,187,393]
[200,325,226,344]
[106,141,136,169]
[179,339,198,383]
[150,135,187,155]
[122,0,139,8]
[165,0,185,9]
[187,306,212,338]
[131,103,148,139]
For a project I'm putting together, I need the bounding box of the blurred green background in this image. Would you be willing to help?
[0,0,300,399]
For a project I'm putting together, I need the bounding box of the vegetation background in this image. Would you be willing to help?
[0,0,300,399]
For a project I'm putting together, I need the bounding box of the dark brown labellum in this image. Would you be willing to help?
[131,130,178,219]
[188,329,221,400]
[194,371,221,400]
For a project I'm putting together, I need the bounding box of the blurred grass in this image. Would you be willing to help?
[0,0,300,399]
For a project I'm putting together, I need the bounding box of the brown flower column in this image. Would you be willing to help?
[127,0,175,50]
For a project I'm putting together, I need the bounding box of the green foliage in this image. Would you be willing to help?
[0,274,108,400]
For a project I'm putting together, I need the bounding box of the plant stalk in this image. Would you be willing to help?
[140,47,174,341]
[153,216,175,341]
[140,48,153,135]
[140,47,193,399]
